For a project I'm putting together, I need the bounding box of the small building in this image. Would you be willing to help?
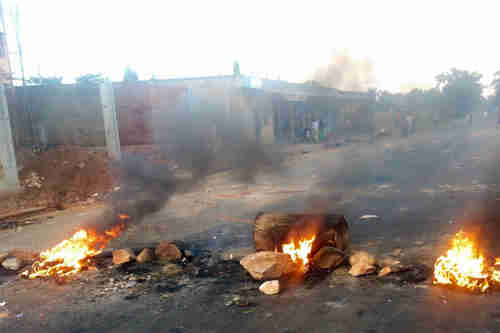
[156,74,376,144]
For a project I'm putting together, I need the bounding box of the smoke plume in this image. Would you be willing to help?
[87,86,284,233]
[463,149,500,257]
[313,51,376,92]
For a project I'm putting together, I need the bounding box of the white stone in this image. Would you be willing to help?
[1,257,24,271]
[259,280,280,295]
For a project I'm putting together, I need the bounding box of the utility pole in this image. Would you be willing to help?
[0,84,19,190]
[100,80,121,161]
[12,4,24,86]
[10,4,35,145]
[0,0,12,86]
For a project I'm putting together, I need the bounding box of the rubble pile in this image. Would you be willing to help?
[238,247,429,296]
[1,236,431,311]
[5,241,260,305]
[0,147,116,215]
[21,172,44,189]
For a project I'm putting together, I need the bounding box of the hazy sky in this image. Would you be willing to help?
[4,0,499,93]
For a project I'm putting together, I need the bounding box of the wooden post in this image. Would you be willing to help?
[274,95,281,144]
[254,212,349,254]
[290,102,296,144]
[100,81,121,161]
[0,85,19,190]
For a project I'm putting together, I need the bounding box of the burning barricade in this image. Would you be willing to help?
[239,212,429,295]
[20,215,129,281]
[2,210,434,299]
[433,231,500,292]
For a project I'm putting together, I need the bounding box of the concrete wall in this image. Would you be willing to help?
[7,83,170,147]
[6,82,268,149]
[5,79,371,149]
[114,82,154,145]
[160,76,235,90]
[8,85,105,146]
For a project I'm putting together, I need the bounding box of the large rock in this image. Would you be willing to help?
[349,251,376,267]
[378,266,392,277]
[136,248,154,263]
[1,257,24,271]
[380,263,410,276]
[240,251,298,280]
[259,280,280,295]
[312,247,345,269]
[155,242,182,262]
[0,252,8,264]
[113,248,136,265]
[9,249,39,263]
[349,262,376,277]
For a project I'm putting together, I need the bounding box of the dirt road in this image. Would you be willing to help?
[1,122,500,332]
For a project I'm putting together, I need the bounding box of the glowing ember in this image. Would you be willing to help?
[24,222,126,279]
[282,235,316,269]
[433,231,500,292]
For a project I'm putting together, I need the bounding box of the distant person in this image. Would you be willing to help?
[344,119,353,141]
[304,127,313,143]
[318,119,326,142]
[466,113,472,126]
[395,112,401,129]
[404,115,414,136]
[210,122,217,152]
[408,115,415,135]
[401,116,409,137]
[433,112,440,128]
[312,120,319,143]
[254,111,262,144]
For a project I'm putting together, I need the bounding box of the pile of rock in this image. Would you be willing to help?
[239,248,410,295]
[112,241,191,276]
[348,250,409,277]
[239,248,347,296]
[22,172,44,189]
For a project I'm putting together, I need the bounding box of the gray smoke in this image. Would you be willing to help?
[463,149,500,258]
[87,86,284,233]
[313,51,376,92]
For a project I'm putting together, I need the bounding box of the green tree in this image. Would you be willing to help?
[75,73,105,85]
[233,61,240,76]
[435,68,483,118]
[123,66,139,82]
[28,76,63,86]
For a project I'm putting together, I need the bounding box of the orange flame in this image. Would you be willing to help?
[24,222,125,279]
[282,235,316,269]
[433,231,500,292]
